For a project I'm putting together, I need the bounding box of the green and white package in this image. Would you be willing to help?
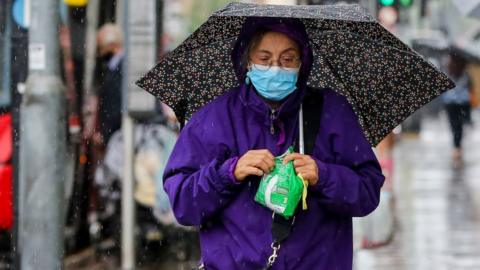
[254,147,307,218]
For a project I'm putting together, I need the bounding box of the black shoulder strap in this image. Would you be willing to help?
[294,88,324,155]
[303,89,324,155]
[265,89,325,269]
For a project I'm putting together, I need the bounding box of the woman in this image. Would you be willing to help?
[163,18,384,269]
[442,53,473,168]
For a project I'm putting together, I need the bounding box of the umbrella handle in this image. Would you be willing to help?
[299,104,304,155]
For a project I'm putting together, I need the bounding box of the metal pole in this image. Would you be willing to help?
[1,0,13,108]
[19,0,66,268]
[3,0,19,269]
[368,0,377,19]
[116,0,125,31]
[121,0,136,268]
[411,0,421,31]
[10,12,29,270]
[83,0,100,96]
[121,116,135,270]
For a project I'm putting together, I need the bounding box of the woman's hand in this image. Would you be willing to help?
[283,153,319,186]
[234,150,275,182]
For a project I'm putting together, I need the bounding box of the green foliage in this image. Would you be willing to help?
[189,0,232,33]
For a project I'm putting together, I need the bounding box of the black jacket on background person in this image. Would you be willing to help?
[98,58,123,144]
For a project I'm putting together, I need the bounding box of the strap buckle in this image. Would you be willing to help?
[266,242,281,268]
[271,212,296,225]
[264,213,296,269]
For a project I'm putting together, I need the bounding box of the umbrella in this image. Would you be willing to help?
[452,26,480,62]
[136,2,454,146]
[454,0,480,19]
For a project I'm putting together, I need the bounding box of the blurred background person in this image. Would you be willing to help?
[94,23,124,147]
[359,132,396,249]
[442,52,473,168]
[79,23,125,256]
[355,4,398,250]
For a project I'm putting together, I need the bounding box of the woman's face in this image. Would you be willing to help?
[249,31,301,69]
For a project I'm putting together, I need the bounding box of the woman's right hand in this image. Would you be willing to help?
[234,150,275,182]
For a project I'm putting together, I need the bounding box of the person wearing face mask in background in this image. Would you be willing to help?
[94,23,124,146]
[78,24,124,250]
[163,18,384,270]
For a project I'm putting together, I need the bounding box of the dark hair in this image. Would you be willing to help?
[240,28,270,72]
[447,51,467,78]
[239,28,304,81]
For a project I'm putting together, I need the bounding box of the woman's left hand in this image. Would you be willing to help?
[283,153,319,186]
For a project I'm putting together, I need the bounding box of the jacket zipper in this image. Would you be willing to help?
[270,109,276,135]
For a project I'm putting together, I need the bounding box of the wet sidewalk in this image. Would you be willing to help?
[355,111,480,270]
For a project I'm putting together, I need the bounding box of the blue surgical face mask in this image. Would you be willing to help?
[246,64,300,101]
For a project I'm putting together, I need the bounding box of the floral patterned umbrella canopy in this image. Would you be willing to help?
[136,2,454,146]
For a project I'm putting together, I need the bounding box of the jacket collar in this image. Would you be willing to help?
[238,82,305,125]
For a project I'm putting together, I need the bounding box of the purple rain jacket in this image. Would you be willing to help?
[163,18,385,270]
